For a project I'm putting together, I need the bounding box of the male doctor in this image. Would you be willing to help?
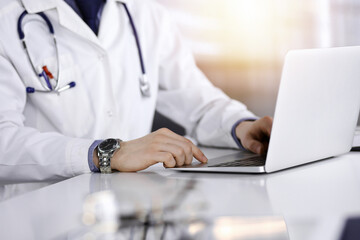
[0,0,272,181]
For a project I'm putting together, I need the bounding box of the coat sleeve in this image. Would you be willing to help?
[152,3,257,148]
[0,43,92,183]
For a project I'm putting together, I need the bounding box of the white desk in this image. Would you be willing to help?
[1,148,360,240]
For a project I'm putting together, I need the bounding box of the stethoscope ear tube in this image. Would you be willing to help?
[26,87,35,93]
[26,81,76,94]
[57,81,76,93]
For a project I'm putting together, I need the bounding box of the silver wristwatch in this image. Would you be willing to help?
[97,138,121,174]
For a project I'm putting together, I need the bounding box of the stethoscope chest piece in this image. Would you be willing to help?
[139,75,151,97]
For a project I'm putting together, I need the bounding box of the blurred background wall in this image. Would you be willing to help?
[156,0,360,125]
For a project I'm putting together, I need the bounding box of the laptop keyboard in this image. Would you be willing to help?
[208,155,266,168]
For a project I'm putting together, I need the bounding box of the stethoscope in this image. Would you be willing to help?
[17,3,151,97]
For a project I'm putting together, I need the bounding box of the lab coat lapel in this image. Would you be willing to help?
[21,0,57,13]
[21,0,103,48]
[98,0,120,45]
[114,0,131,5]
[98,0,134,46]
[56,1,103,47]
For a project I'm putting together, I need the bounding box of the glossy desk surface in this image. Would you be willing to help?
[1,148,360,240]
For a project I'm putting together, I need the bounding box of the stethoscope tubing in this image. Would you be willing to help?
[121,3,145,76]
[121,2,150,97]
[18,10,62,92]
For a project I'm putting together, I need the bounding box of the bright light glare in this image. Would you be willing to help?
[158,0,326,64]
[213,217,288,240]
[224,0,277,61]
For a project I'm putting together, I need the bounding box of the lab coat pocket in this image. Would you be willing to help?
[29,54,94,137]
[57,57,95,137]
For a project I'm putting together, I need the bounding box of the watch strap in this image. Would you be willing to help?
[97,139,122,174]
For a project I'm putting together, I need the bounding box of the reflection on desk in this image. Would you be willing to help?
[0,181,57,202]
[0,148,359,240]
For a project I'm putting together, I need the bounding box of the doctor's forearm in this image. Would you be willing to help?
[0,126,93,181]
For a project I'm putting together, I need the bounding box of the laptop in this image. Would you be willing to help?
[173,46,360,173]
[352,126,360,151]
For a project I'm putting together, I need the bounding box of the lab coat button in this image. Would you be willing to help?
[107,110,113,117]
[98,54,105,61]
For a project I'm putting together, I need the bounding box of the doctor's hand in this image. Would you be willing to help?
[94,128,208,172]
[235,116,273,155]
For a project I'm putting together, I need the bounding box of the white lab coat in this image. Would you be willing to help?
[0,0,256,182]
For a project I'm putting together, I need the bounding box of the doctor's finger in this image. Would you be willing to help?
[187,143,207,164]
[255,117,273,137]
[157,143,187,166]
[157,138,193,165]
[156,129,207,163]
[245,139,265,155]
[151,152,176,168]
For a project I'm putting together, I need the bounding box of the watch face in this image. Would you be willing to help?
[99,139,118,152]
